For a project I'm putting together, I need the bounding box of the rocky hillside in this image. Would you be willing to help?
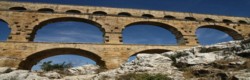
[0,39,250,80]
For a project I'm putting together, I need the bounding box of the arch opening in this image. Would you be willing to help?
[204,18,215,22]
[9,7,27,11]
[239,20,248,24]
[196,25,243,45]
[142,14,154,18]
[18,48,105,70]
[93,11,107,16]
[164,15,176,19]
[123,21,181,45]
[31,54,96,71]
[37,8,54,13]
[118,12,132,17]
[128,49,170,62]
[185,17,196,21]
[66,10,81,14]
[31,17,104,43]
[223,19,233,23]
[0,19,10,41]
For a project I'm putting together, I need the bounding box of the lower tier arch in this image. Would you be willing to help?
[18,48,105,70]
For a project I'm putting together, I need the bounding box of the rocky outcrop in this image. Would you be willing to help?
[0,39,250,80]
[95,39,250,80]
[232,70,250,80]
[94,54,184,80]
[43,71,61,79]
[0,67,12,74]
[160,40,250,80]
[66,64,100,75]
[0,70,49,80]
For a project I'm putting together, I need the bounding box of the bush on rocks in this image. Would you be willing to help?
[41,61,73,72]
[117,73,172,80]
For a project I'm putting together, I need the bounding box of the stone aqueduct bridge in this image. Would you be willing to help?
[0,1,250,70]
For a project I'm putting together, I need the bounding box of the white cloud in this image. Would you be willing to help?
[35,36,77,42]
[35,28,103,43]
[215,34,229,40]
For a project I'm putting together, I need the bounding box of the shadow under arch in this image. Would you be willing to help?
[129,49,170,57]
[196,25,244,40]
[18,48,105,70]
[29,17,105,41]
[123,21,183,44]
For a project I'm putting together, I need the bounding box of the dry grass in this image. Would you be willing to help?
[211,58,247,71]
[182,68,195,79]
[181,58,250,80]
[241,59,250,69]
[182,68,228,80]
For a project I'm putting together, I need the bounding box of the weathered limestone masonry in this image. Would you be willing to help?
[0,1,250,70]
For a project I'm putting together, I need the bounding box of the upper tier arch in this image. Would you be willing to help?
[0,19,10,41]
[0,19,9,26]
[123,21,184,44]
[29,17,105,41]
[196,25,244,40]
[37,8,54,13]
[9,6,27,11]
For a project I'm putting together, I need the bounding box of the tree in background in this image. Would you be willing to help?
[40,61,73,71]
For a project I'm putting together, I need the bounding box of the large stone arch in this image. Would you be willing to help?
[122,21,183,44]
[0,18,10,25]
[29,17,105,41]
[0,16,12,29]
[0,18,11,41]
[18,48,105,70]
[196,25,244,40]
[0,18,10,29]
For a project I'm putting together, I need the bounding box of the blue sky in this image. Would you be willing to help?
[1,0,249,70]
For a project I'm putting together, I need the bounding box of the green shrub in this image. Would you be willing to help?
[40,61,73,71]
[117,73,172,80]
